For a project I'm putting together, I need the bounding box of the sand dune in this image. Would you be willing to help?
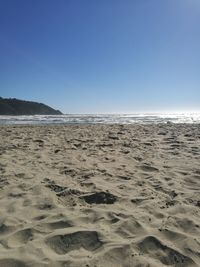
[0,124,200,266]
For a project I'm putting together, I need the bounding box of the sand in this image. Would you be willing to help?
[0,123,200,267]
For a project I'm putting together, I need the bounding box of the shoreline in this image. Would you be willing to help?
[1,122,200,127]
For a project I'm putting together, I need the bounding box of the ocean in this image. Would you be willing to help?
[0,113,200,125]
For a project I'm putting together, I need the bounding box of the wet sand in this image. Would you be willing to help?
[0,124,200,267]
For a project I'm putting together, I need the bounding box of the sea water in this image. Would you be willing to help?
[0,113,200,125]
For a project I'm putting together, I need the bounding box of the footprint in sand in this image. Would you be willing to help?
[45,230,103,254]
[0,259,27,267]
[137,235,195,266]
[81,191,117,204]
[7,228,34,248]
[0,222,15,236]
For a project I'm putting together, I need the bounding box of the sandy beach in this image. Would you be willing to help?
[0,123,200,267]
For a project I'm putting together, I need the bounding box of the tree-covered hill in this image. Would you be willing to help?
[0,97,62,115]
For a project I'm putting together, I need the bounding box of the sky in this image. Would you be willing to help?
[0,0,200,114]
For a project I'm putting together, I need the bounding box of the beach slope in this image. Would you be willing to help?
[0,124,199,267]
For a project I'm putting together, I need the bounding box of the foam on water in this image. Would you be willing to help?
[0,113,200,125]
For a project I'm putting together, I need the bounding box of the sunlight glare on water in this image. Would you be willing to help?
[0,113,200,125]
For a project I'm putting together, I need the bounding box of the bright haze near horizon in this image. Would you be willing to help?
[0,0,200,114]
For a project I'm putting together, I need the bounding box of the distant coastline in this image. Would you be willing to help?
[0,97,62,115]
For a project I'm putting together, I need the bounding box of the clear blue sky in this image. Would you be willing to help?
[0,0,199,113]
